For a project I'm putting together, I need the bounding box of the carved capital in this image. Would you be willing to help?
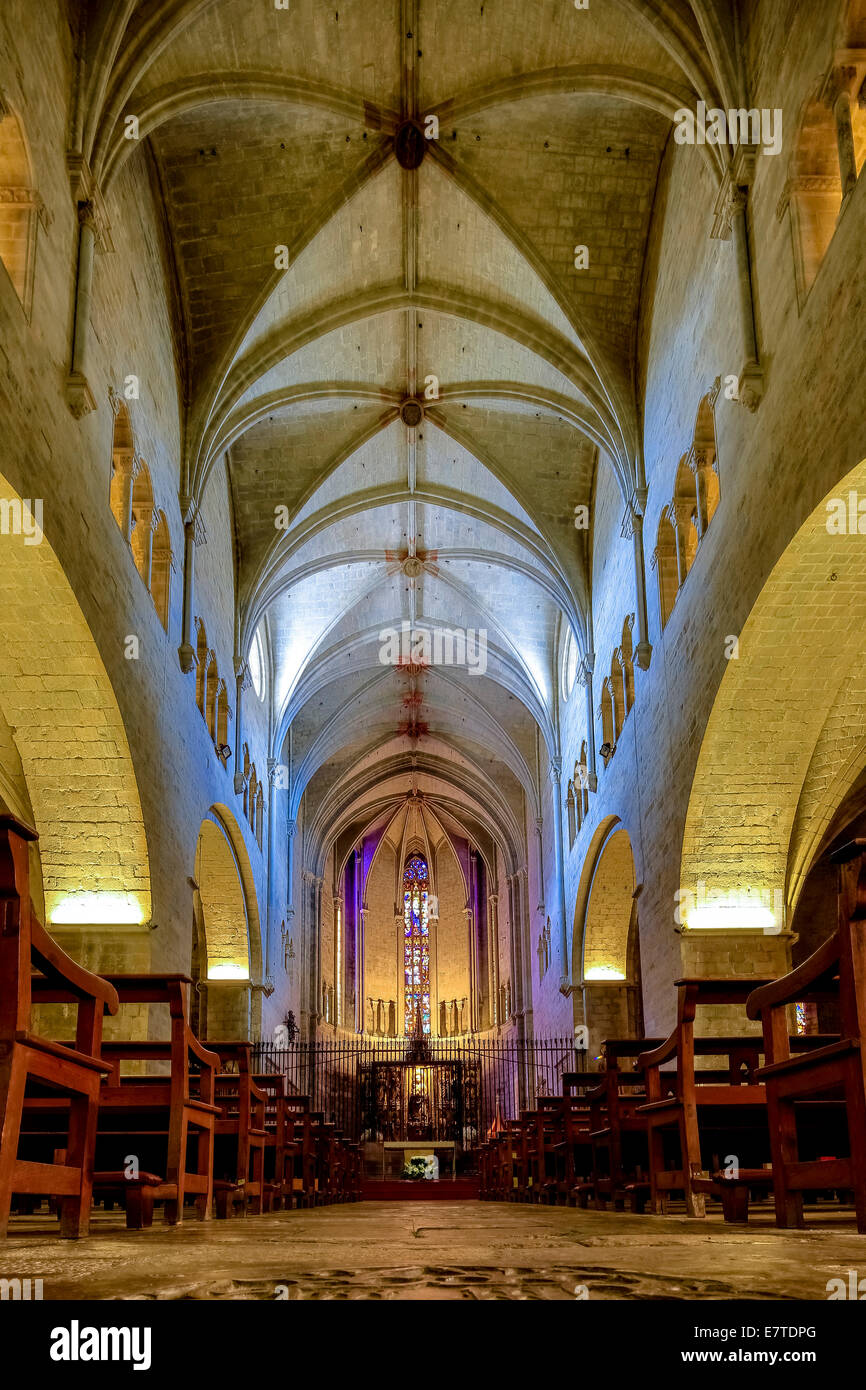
[66,153,113,251]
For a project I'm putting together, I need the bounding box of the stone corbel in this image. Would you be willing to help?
[737,360,765,414]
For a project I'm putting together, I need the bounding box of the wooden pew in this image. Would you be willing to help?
[583,1040,665,1211]
[93,976,220,1227]
[550,1074,595,1205]
[635,982,773,1216]
[281,1093,318,1207]
[636,981,833,1220]
[491,1118,525,1201]
[524,1097,565,1204]
[207,1041,268,1217]
[0,813,119,1238]
[747,839,866,1232]
[29,975,222,1229]
[253,1072,301,1210]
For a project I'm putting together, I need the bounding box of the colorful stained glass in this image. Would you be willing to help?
[795,1001,806,1036]
[403,853,431,1034]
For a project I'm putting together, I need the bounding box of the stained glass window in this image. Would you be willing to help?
[403,854,431,1034]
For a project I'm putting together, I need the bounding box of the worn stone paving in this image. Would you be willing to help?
[3,1201,864,1301]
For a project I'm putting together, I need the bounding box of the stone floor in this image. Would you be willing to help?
[3,1201,865,1300]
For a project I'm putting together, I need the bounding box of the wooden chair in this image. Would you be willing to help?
[747,839,866,1232]
[0,813,119,1237]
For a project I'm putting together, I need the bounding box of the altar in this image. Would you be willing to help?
[378,1141,457,1180]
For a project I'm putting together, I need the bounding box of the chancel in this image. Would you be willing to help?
[1,0,866,1309]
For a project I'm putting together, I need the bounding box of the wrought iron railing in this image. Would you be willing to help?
[251,1035,576,1142]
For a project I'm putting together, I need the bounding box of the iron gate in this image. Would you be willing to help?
[251,1036,575,1142]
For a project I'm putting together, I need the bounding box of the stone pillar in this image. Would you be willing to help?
[177,514,197,673]
[394,912,407,1031]
[829,74,858,204]
[286,817,296,974]
[233,662,248,793]
[670,499,694,586]
[534,816,545,912]
[464,903,476,1031]
[689,449,716,537]
[333,892,344,1028]
[65,201,98,418]
[111,443,135,536]
[624,497,652,669]
[264,757,277,985]
[579,654,598,791]
[548,758,569,988]
[488,891,500,1026]
[711,169,764,410]
[357,897,367,1033]
[729,187,764,411]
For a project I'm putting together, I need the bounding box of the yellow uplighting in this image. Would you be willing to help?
[50,893,145,926]
[207,963,249,980]
[584,965,626,981]
[686,903,778,933]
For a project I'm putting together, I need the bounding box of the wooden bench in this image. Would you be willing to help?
[551,1074,595,1204]
[207,1041,269,1217]
[253,1072,302,1210]
[0,813,119,1237]
[747,839,866,1232]
[26,974,221,1229]
[585,1039,666,1211]
[636,980,833,1219]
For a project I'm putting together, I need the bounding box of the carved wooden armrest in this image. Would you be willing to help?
[30,914,119,1013]
[746,933,840,1020]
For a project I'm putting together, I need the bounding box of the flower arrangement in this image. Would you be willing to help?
[401,1156,431,1180]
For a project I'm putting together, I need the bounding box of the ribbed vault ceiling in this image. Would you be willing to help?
[87,0,733,850]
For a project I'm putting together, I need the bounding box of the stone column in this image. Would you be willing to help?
[548,757,569,988]
[333,892,343,1028]
[670,499,694,586]
[689,449,715,537]
[233,662,248,793]
[488,891,500,1026]
[286,817,296,972]
[464,902,476,1031]
[65,201,98,418]
[357,899,367,1033]
[828,71,858,204]
[264,757,277,985]
[711,168,764,410]
[579,654,598,792]
[177,512,198,673]
[729,186,764,411]
[534,816,545,912]
[623,497,652,669]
